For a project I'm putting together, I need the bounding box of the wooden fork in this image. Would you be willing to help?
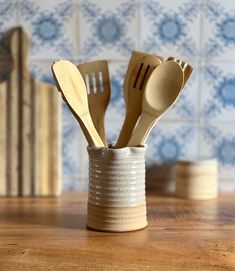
[77,60,110,147]
[167,57,193,88]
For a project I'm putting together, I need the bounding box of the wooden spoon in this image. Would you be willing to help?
[115,51,163,148]
[142,58,193,143]
[127,61,184,147]
[51,60,105,147]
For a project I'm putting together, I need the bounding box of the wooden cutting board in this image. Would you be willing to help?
[0,27,61,196]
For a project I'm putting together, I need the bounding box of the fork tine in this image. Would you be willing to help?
[88,73,94,94]
[84,74,89,95]
[100,61,111,95]
[95,72,101,93]
[183,65,193,86]
[167,57,193,88]
[182,62,188,71]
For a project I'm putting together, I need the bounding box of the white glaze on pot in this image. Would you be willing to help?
[87,145,147,207]
[87,145,148,232]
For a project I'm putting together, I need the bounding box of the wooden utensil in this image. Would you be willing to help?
[167,57,193,87]
[0,27,60,196]
[142,58,193,143]
[127,61,184,147]
[51,60,105,147]
[115,51,163,148]
[77,60,110,147]
[175,159,218,200]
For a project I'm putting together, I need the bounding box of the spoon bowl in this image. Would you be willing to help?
[127,61,184,147]
[144,61,184,115]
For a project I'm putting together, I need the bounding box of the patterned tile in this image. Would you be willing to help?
[105,62,127,143]
[1,0,235,192]
[140,0,200,59]
[202,0,235,60]
[79,0,139,60]
[0,4,18,83]
[145,121,198,194]
[146,121,198,165]
[200,62,235,122]
[30,60,55,85]
[18,0,78,60]
[0,0,17,33]
[164,59,198,120]
[199,122,235,191]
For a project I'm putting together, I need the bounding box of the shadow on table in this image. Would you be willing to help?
[146,163,176,197]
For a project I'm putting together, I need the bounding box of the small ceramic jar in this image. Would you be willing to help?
[175,158,218,200]
[87,145,147,232]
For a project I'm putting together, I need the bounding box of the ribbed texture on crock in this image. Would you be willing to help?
[87,146,146,207]
[87,146,147,232]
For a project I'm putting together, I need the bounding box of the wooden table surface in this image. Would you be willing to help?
[0,192,235,271]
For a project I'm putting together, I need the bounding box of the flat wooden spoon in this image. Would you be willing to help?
[51,60,105,147]
[127,61,184,147]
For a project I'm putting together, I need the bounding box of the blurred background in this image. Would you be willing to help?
[1,0,235,192]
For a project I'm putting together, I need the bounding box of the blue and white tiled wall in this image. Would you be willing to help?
[1,0,235,191]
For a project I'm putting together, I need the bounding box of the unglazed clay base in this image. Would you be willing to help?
[87,145,147,232]
[87,203,148,232]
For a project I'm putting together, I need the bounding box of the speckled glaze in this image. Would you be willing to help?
[87,145,147,232]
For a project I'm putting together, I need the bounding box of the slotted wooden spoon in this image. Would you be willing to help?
[77,60,110,147]
[115,51,163,148]
[51,60,105,147]
[127,61,184,147]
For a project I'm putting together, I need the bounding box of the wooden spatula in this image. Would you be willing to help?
[51,60,105,147]
[127,61,184,147]
[115,51,163,148]
[77,60,110,147]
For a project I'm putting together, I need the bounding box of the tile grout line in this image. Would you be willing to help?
[197,0,204,158]
[76,0,80,61]
[137,0,141,50]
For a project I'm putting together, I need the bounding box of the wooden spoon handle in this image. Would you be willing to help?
[115,111,139,148]
[81,114,105,147]
[61,95,104,147]
[127,112,156,147]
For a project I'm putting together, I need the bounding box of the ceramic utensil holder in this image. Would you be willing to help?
[175,158,218,200]
[87,145,147,232]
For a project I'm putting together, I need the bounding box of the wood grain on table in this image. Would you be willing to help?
[0,192,234,271]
